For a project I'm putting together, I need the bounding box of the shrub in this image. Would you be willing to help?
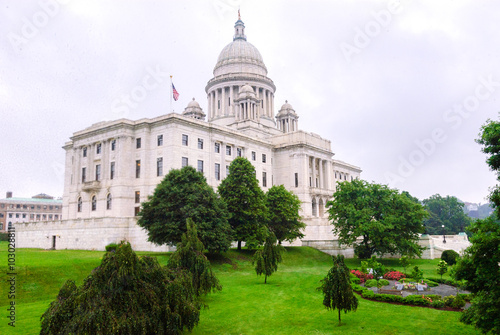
[443,295,455,307]
[373,294,404,303]
[426,294,442,301]
[0,232,9,241]
[423,279,439,287]
[458,294,472,302]
[378,279,389,286]
[105,243,118,252]
[350,277,361,284]
[384,271,406,281]
[365,279,378,288]
[431,300,445,308]
[404,295,431,306]
[441,250,459,265]
[350,283,365,293]
[451,295,466,309]
[362,290,375,298]
[350,269,374,283]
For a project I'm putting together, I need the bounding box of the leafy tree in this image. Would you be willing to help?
[253,233,284,283]
[422,194,472,234]
[266,185,305,244]
[319,255,358,326]
[168,218,222,296]
[441,249,459,265]
[453,216,500,334]
[40,242,200,335]
[399,255,411,275]
[410,266,423,283]
[218,157,268,250]
[138,166,232,253]
[326,180,427,259]
[437,260,448,280]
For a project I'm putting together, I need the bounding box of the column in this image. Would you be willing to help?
[319,159,324,189]
[311,157,316,188]
[271,93,274,117]
[325,160,332,191]
[230,86,234,115]
[221,87,226,116]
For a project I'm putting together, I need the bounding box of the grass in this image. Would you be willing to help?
[0,242,479,334]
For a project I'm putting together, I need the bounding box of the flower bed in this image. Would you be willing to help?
[383,271,405,281]
[350,269,374,283]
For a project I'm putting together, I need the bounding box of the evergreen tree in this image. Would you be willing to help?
[168,218,222,296]
[138,166,232,253]
[319,255,358,326]
[218,157,268,250]
[266,185,305,244]
[40,242,200,335]
[437,260,448,280]
[253,233,284,283]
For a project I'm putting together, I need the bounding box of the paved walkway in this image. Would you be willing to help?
[365,280,469,298]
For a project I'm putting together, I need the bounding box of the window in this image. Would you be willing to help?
[157,134,163,146]
[226,145,232,156]
[30,214,34,219]
[197,160,204,173]
[83,147,87,157]
[262,154,267,163]
[215,163,220,181]
[37,205,41,209]
[134,206,140,216]
[0,213,3,218]
[198,138,203,149]
[237,148,242,157]
[295,173,299,187]
[111,139,116,151]
[215,142,220,153]
[23,205,27,209]
[226,165,229,176]
[136,160,141,178]
[106,193,112,210]
[135,191,140,203]
[110,162,115,180]
[77,197,82,212]
[252,151,256,161]
[16,214,19,218]
[136,138,141,149]
[309,176,312,187]
[49,206,53,210]
[8,214,12,218]
[262,172,267,187]
[157,157,163,176]
[55,215,58,220]
[22,213,26,219]
[182,134,188,146]
[95,164,101,181]
[55,206,59,210]
[182,157,188,167]
[82,167,86,183]
[91,196,97,211]
[36,214,40,220]
[49,214,53,220]
[96,143,101,154]
[16,204,20,208]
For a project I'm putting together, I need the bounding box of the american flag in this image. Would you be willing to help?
[172,83,180,101]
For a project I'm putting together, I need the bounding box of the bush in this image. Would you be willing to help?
[361,290,375,298]
[443,295,455,307]
[426,294,442,301]
[441,250,459,265]
[404,295,431,306]
[458,294,472,302]
[373,294,404,303]
[383,271,406,281]
[365,279,378,288]
[105,243,118,252]
[431,300,445,308]
[451,295,466,309]
[350,269,374,283]
[350,283,365,293]
[350,277,361,284]
[423,279,439,287]
[0,232,9,241]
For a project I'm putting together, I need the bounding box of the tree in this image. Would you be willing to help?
[422,194,472,234]
[40,242,200,335]
[138,166,232,253]
[168,218,222,296]
[399,255,411,275]
[319,255,358,326]
[266,185,305,244]
[453,216,500,334]
[441,249,459,265]
[253,233,284,283]
[326,179,427,259]
[218,157,268,250]
[410,266,423,283]
[437,260,448,280]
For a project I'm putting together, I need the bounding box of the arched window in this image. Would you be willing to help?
[77,197,82,212]
[312,198,317,217]
[91,195,97,211]
[106,193,112,210]
[319,198,324,217]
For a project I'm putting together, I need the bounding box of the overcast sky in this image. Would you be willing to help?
[1,0,499,204]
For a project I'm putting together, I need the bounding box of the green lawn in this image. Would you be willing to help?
[0,242,478,334]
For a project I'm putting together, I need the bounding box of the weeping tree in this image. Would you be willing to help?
[319,255,358,326]
[40,241,200,335]
[168,218,222,297]
[253,233,284,284]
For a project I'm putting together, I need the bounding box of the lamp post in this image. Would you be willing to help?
[442,224,446,244]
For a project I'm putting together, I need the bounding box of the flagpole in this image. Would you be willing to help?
[170,75,173,114]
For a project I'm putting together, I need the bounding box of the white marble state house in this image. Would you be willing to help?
[18,16,362,252]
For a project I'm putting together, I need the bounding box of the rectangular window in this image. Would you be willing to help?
[30,214,34,219]
[136,138,141,149]
[182,134,188,146]
[49,214,53,219]
[22,213,26,219]
[55,215,59,220]
[237,148,242,157]
[157,134,163,146]
[251,151,256,161]
[157,157,163,176]
[136,160,141,178]
[226,165,229,176]
[197,160,204,173]
[82,167,86,183]
[96,143,101,154]
[42,214,46,220]
[182,157,188,167]
[226,145,232,156]
[263,172,267,187]
[9,214,12,218]
[309,176,312,187]
[262,154,267,163]
[134,206,140,216]
[15,214,19,218]
[215,142,220,153]
[135,191,140,203]
[95,164,101,181]
[215,163,220,181]
[295,173,299,187]
[83,147,87,157]
[49,205,53,210]
[110,162,115,180]
[111,139,116,151]
[36,214,40,220]
[198,138,203,149]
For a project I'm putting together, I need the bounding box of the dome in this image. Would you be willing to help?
[277,100,297,117]
[182,98,205,120]
[238,84,256,99]
[187,98,200,108]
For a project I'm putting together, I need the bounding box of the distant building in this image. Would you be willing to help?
[0,192,62,233]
